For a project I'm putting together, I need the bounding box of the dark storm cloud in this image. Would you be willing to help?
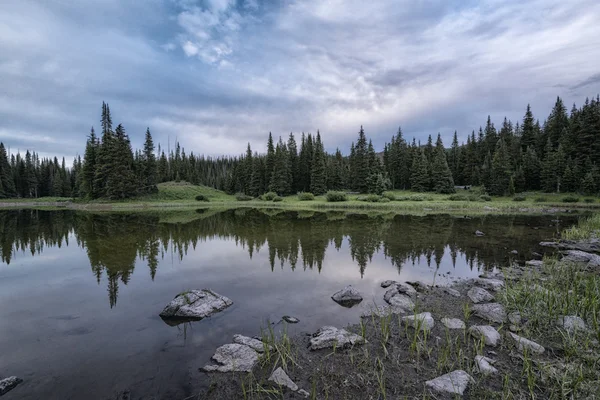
[1,0,599,161]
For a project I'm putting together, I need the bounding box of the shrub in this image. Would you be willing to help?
[359,194,381,202]
[448,194,469,201]
[297,192,315,201]
[195,194,209,202]
[379,197,391,203]
[584,198,595,203]
[479,195,492,202]
[235,193,253,201]
[513,195,527,202]
[468,195,482,202]
[534,196,547,203]
[382,192,396,201]
[326,191,347,202]
[273,196,283,202]
[562,196,580,203]
[263,191,277,201]
[409,195,425,202]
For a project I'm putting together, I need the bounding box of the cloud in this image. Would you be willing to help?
[0,0,599,162]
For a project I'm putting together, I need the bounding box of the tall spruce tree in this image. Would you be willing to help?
[431,135,455,193]
[353,126,369,193]
[269,138,290,195]
[310,132,327,195]
[489,139,512,196]
[410,148,429,192]
[80,127,98,197]
[143,128,158,193]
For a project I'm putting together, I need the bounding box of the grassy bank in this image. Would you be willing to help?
[3,182,600,215]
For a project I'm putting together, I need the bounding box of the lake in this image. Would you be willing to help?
[0,208,579,399]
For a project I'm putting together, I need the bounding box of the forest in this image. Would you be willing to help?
[0,96,599,200]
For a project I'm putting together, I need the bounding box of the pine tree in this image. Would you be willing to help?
[522,147,541,190]
[0,143,16,198]
[331,148,344,190]
[287,133,299,192]
[269,138,291,195]
[249,155,264,197]
[353,126,369,193]
[94,104,115,198]
[489,139,512,196]
[449,131,460,182]
[105,124,137,199]
[143,128,158,193]
[521,104,536,152]
[410,148,429,192]
[431,135,455,194]
[265,133,276,189]
[243,143,253,195]
[481,152,492,192]
[310,132,327,195]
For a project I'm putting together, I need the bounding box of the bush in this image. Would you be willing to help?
[379,197,391,203]
[562,196,580,203]
[513,195,527,202]
[273,196,283,202]
[358,194,381,202]
[382,192,396,201]
[263,191,277,201]
[534,196,547,203]
[297,192,315,201]
[235,193,253,201]
[326,191,347,202]
[468,195,483,202]
[584,198,595,203]
[195,194,209,202]
[448,194,469,201]
[479,195,492,202]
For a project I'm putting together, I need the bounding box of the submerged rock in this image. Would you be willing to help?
[475,278,505,291]
[282,315,300,324]
[331,285,363,307]
[401,312,435,331]
[474,355,498,375]
[441,317,466,330]
[269,367,298,391]
[0,376,23,396]
[202,343,259,372]
[562,250,600,268]
[468,325,501,347]
[507,332,545,354]
[467,287,495,304]
[310,326,366,350]
[425,370,473,396]
[159,289,232,321]
[472,303,506,323]
[380,280,396,288]
[556,315,586,332]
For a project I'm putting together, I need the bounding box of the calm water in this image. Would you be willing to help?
[0,208,579,399]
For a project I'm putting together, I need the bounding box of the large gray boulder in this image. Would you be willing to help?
[160,289,232,321]
[232,334,270,353]
[472,303,506,323]
[401,312,435,331]
[202,343,259,372]
[507,332,545,354]
[384,283,417,301]
[269,367,298,391]
[0,376,23,396]
[387,294,415,312]
[467,287,495,304]
[425,370,474,396]
[310,326,366,350]
[475,278,504,291]
[468,325,501,347]
[331,285,363,307]
[380,280,396,288]
[562,250,600,268]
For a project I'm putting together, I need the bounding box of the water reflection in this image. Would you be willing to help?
[0,208,574,308]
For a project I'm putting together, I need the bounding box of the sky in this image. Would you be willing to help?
[1,0,600,162]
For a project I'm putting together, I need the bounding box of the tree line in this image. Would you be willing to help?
[0,95,599,199]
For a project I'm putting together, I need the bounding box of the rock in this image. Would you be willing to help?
[526,260,544,267]
[441,317,466,330]
[232,334,270,353]
[297,389,310,398]
[202,343,259,372]
[387,294,415,311]
[474,355,498,375]
[401,312,435,331]
[406,281,430,292]
[159,289,233,321]
[384,283,417,303]
[0,376,23,396]
[507,332,545,354]
[540,239,600,254]
[531,251,543,259]
[443,287,461,297]
[509,325,520,332]
[475,278,504,291]
[425,370,473,396]
[510,250,518,255]
[282,315,299,324]
[310,326,366,350]
[331,285,363,307]
[556,315,586,332]
[468,325,501,347]
[268,367,298,391]
[508,312,522,325]
[467,287,495,304]
[562,250,600,268]
[360,304,408,318]
[472,303,506,323]
[380,280,396,288]
[475,230,485,237]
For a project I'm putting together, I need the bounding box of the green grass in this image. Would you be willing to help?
[563,212,600,240]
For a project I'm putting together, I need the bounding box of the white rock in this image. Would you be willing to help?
[0,376,23,396]
[282,315,299,324]
[475,278,505,291]
[384,283,417,302]
[401,312,435,331]
[202,343,259,372]
[562,250,600,268]
[526,260,543,267]
[474,355,498,375]
[425,370,474,396]
[297,389,310,398]
[310,326,366,350]
[467,287,495,304]
[387,294,415,311]
[468,325,501,347]
[472,303,506,323]
[160,289,233,320]
[507,332,545,354]
[331,285,363,307]
[441,318,466,330]
[232,334,270,353]
[556,315,586,332]
[475,230,485,236]
[381,280,396,288]
[269,367,298,391]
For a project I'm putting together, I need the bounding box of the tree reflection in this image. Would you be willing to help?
[0,208,569,308]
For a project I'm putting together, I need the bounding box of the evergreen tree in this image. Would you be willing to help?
[249,155,264,197]
[269,138,291,195]
[431,135,455,194]
[449,131,460,182]
[0,143,16,198]
[521,104,536,152]
[353,126,369,193]
[410,148,429,192]
[310,133,327,195]
[330,148,344,190]
[142,128,158,193]
[105,124,138,199]
[489,139,512,196]
[287,133,299,192]
[265,133,276,188]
